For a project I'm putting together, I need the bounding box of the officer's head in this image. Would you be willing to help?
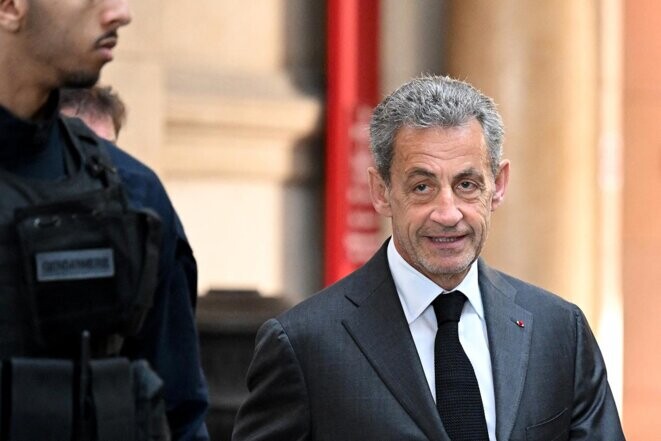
[0,0,131,89]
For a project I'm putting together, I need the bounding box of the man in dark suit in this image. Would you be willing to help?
[232,76,625,440]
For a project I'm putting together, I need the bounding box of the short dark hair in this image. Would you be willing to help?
[370,75,504,185]
[59,85,127,136]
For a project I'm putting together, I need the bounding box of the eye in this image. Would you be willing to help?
[456,180,478,192]
[414,183,429,193]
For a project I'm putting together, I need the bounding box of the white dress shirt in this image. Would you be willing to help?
[387,240,497,441]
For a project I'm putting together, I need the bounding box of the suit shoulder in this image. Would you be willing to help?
[279,275,353,322]
[275,270,364,342]
[486,265,581,315]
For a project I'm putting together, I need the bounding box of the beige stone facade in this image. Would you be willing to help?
[99,2,661,436]
[102,1,325,299]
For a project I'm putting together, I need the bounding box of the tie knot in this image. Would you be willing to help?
[432,291,467,324]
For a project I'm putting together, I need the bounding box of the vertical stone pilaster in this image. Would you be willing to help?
[446,1,600,323]
[623,0,661,435]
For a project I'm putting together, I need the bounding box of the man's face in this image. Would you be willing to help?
[23,0,131,88]
[369,119,509,289]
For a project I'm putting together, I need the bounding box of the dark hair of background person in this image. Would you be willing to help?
[60,85,127,137]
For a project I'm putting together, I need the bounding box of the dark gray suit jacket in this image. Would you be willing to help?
[232,242,625,440]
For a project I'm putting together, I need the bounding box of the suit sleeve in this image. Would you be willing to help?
[569,308,625,440]
[232,318,311,441]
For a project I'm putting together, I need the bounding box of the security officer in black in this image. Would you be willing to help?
[0,1,209,440]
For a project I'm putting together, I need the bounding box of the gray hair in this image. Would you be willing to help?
[369,75,504,185]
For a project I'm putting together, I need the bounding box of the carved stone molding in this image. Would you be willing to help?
[162,70,324,182]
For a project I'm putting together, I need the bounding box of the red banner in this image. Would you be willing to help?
[325,0,381,285]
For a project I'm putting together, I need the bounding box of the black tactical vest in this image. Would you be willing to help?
[0,117,168,441]
[0,117,161,358]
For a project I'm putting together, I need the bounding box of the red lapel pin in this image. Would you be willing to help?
[515,320,525,328]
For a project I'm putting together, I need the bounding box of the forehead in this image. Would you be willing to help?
[392,120,489,170]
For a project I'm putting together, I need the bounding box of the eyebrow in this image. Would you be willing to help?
[404,166,486,183]
[454,167,486,182]
[405,167,437,180]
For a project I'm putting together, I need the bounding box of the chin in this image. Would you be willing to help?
[420,255,475,279]
[62,70,101,89]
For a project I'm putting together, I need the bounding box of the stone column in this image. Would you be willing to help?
[446,1,600,322]
[622,0,661,436]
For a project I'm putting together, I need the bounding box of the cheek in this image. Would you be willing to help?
[389,192,417,217]
[391,201,428,229]
[476,191,495,214]
[463,199,491,228]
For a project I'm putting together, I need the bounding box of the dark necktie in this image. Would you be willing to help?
[433,291,489,441]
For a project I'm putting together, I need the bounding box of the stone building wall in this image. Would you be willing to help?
[102,1,326,300]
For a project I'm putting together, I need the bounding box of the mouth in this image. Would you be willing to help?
[98,38,117,50]
[94,31,119,59]
[95,30,119,47]
[422,232,469,250]
[429,236,464,243]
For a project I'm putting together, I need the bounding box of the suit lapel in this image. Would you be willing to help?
[342,243,448,441]
[479,260,533,441]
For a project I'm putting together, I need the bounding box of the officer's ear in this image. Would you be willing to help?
[0,0,26,33]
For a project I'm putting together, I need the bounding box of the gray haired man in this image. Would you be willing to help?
[233,75,625,441]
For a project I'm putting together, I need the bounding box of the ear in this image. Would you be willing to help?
[368,167,392,218]
[0,0,26,33]
[490,159,510,211]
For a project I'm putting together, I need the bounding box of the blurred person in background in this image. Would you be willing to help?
[232,75,625,441]
[60,85,126,142]
[0,0,209,439]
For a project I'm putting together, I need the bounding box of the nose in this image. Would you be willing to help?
[429,188,463,227]
[102,0,132,28]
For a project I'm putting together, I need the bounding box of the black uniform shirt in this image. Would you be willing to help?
[0,92,67,180]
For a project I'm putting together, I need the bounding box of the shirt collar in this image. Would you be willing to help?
[387,238,485,324]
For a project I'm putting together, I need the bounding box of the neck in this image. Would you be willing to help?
[0,86,52,120]
[0,46,55,120]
